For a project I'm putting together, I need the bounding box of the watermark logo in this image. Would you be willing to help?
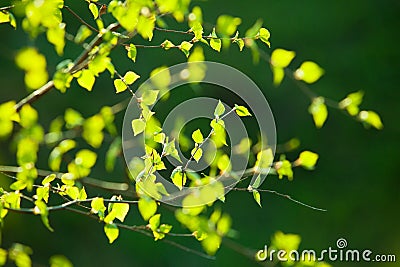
[256,237,396,263]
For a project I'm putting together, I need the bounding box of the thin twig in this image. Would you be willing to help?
[64,5,99,33]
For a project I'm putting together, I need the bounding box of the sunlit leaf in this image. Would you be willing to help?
[234,105,252,116]
[74,25,92,44]
[124,71,140,85]
[214,100,225,117]
[141,90,159,105]
[297,151,319,170]
[104,223,119,243]
[77,69,95,91]
[308,97,328,128]
[114,79,127,93]
[131,119,146,136]
[192,129,204,144]
[49,255,73,267]
[201,233,221,255]
[126,43,137,62]
[294,61,324,84]
[217,154,231,172]
[253,190,262,207]
[180,41,193,57]
[271,48,296,68]
[339,91,364,116]
[359,110,383,130]
[138,197,157,221]
[258,28,271,47]
[191,147,203,162]
[89,3,99,19]
[170,166,186,190]
[275,160,293,180]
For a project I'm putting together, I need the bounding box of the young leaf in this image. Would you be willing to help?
[359,110,383,130]
[148,214,161,231]
[170,167,187,190]
[234,38,244,51]
[339,91,364,116]
[294,61,324,84]
[138,197,157,221]
[271,48,296,68]
[217,154,231,172]
[297,151,319,170]
[112,202,129,222]
[124,71,140,85]
[161,39,175,50]
[126,44,137,62]
[192,129,204,144]
[180,41,193,57]
[308,97,328,128]
[275,160,294,180]
[253,190,262,207]
[42,174,56,185]
[252,174,262,189]
[91,197,106,214]
[210,38,222,52]
[254,149,274,172]
[141,90,159,105]
[114,79,127,93]
[258,28,271,47]
[191,21,203,40]
[89,3,99,19]
[77,69,95,91]
[104,223,119,243]
[234,105,252,116]
[75,25,92,44]
[191,147,203,162]
[214,100,225,117]
[131,119,146,136]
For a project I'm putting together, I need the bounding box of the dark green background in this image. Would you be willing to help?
[0,0,399,266]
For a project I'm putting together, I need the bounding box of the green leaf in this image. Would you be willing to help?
[308,97,328,128]
[82,115,105,148]
[201,233,221,255]
[258,28,271,47]
[191,21,203,40]
[271,48,296,68]
[216,214,231,235]
[233,38,244,51]
[252,174,262,189]
[171,167,186,190]
[19,104,38,128]
[217,154,231,172]
[76,149,97,168]
[161,39,175,50]
[15,48,48,90]
[47,23,66,55]
[126,44,137,62]
[89,3,99,19]
[253,190,262,207]
[271,66,285,86]
[124,71,140,85]
[141,90,159,105]
[74,25,92,44]
[65,108,83,129]
[49,255,73,267]
[112,202,129,222]
[138,197,157,221]
[297,151,319,170]
[214,100,225,117]
[254,148,274,172]
[234,104,252,116]
[216,15,241,36]
[105,137,121,172]
[131,119,146,136]
[10,180,27,191]
[359,110,383,130]
[66,186,80,200]
[164,139,181,162]
[153,132,165,144]
[276,160,294,180]
[339,91,364,116]
[148,214,161,231]
[294,61,324,84]
[77,69,95,91]
[104,223,119,243]
[191,147,203,162]
[42,174,56,185]
[114,79,127,93]
[210,38,222,52]
[192,129,204,144]
[91,197,106,215]
[180,41,193,57]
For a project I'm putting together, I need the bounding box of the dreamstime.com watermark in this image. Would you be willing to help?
[256,238,397,263]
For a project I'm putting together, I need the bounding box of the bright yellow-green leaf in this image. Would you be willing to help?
[214,100,225,117]
[216,214,231,235]
[65,108,83,129]
[253,190,262,207]
[339,91,364,116]
[131,119,146,136]
[188,6,203,28]
[191,21,203,40]
[308,97,328,128]
[210,119,227,147]
[74,25,92,43]
[216,15,241,36]
[191,147,203,162]
[49,255,73,267]
[254,148,274,172]
[359,110,383,130]
[192,129,204,144]
[47,23,66,55]
[148,214,161,231]
[77,69,95,91]
[210,38,222,52]
[180,41,193,57]
[258,28,271,47]
[10,180,27,191]
[201,233,221,255]
[234,105,252,116]
[0,101,18,138]
[164,139,181,162]
[137,14,155,41]
[124,71,140,85]
[234,37,244,51]
[126,43,137,62]
[48,140,75,171]
[252,174,262,189]
[114,79,127,93]
[91,197,106,214]
[82,114,105,148]
[171,167,186,190]
[294,61,324,84]
[271,48,296,68]
[275,160,293,180]
[111,202,129,222]
[79,187,87,200]
[75,149,97,168]
[19,104,38,128]
[141,90,159,105]
[89,3,99,19]
[66,186,80,200]
[15,48,48,90]
[42,174,56,185]
[297,151,319,170]
[217,154,231,172]
[153,132,165,143]
[272,231,301,251]
[161,39,175,50]
[104,223,119,243]
[138,197,157,221]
